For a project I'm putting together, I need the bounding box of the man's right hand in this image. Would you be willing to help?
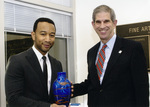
[51,104,66,107]
[71,82,74,97]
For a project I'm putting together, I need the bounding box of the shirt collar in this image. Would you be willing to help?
[100,34,117,50]
[32,45,48,61]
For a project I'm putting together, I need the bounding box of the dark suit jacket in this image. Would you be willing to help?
[5,48,62,107]
[73,36,149,107]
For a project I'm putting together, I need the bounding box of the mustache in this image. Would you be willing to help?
[43,41,54,46]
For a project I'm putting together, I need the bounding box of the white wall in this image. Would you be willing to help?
[75,0,100,105]
[75,0,150,106]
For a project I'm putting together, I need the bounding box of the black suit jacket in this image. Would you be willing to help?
[73,36,149,107]
[5,48,62,107]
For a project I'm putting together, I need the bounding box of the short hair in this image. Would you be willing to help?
[92,5,116,22]
[33,17,56,32]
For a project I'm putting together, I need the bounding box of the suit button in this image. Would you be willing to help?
[100,89,103,92]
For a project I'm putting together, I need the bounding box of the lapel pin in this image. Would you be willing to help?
[118,50,122,54]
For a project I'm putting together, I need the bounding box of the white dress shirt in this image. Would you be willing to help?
[96,34,116,84]
[32,46,52,94]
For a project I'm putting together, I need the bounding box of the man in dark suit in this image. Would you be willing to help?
[5,18,66,107]
[72,5,149,107]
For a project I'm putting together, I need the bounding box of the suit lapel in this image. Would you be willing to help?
[25,48,47,90]
[102,37,123,84]
[89,42,102,88]
[48,55,57,90]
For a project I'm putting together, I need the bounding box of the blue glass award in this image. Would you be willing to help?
[53,72,71,107]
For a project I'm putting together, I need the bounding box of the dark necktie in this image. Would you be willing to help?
[96,44,107,80]
[42,56,48,87]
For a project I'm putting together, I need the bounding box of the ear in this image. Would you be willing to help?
[91,21,94,26]
[113,20,117,26]
[31,32,35,41]
[91,21,95,28]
